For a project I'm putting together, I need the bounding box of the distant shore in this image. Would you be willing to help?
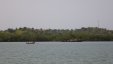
[0,27,113,42]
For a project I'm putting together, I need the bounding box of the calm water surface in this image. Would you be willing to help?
[0,42,113,64]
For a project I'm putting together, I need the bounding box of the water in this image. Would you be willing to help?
[0,42,113,64]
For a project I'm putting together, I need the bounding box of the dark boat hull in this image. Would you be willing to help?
[26,42,35,44]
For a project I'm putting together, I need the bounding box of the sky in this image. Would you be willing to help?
[0,0,113,30]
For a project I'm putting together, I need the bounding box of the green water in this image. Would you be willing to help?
[0,42,113,64]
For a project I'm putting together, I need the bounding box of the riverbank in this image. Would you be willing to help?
[0,27,113,42]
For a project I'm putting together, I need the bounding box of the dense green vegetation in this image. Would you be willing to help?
[0,27,113,42]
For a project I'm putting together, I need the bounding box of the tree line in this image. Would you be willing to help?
[0,27,113,42]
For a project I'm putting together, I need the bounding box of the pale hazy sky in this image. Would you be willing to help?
[0,0,113,30]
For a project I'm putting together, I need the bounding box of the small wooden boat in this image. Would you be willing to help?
[26,41,35,44]
[66,39,83,42]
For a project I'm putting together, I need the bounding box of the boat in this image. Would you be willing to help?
[67,39,83,42]
[26,41,35,44]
